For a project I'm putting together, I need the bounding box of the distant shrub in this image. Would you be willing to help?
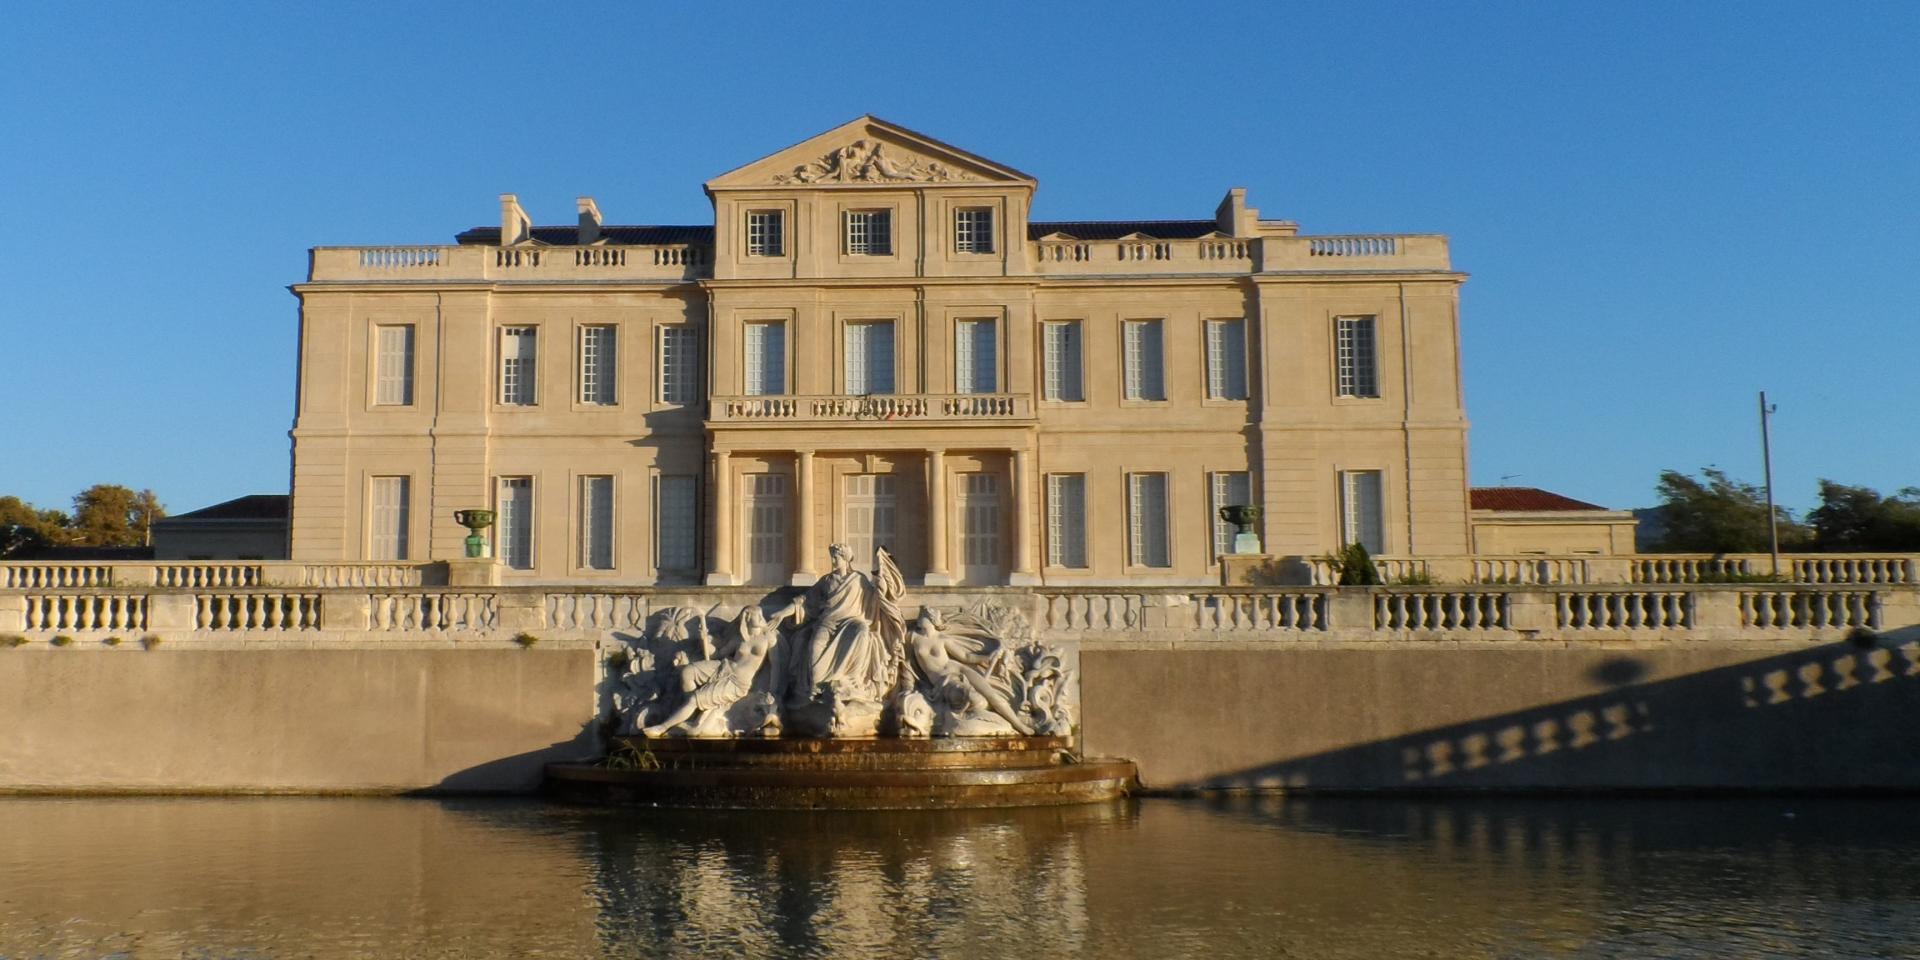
[1322,543,1383,586]
[512,632,539,649]
[103,636,123,647]
[140,635,164,650]
[49,635,73,647]
[1,635,25,648]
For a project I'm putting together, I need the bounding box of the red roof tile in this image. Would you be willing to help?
[1470,487,1609,512]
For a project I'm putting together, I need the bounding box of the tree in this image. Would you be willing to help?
[0,496,70,557]
[1648,467,1808,553]
[69,485,166,547]
[1807,481,1920,552]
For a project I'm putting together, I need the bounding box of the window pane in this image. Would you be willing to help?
[656,475,697,572]
[843,474,898,562]
[845,210,891,256]
[659,326,698,405]
[747,210,783,257]
[955,319,996,394]
[499,327,537,405]
[1210,471,1252,560]
[375,325,414,406]
[744,322,785,396]
[1207,319,1247,400]
[580,475,614,570]
[1043,321,1083,402]
[1124,320,1164,401]
[1046,473,1086,568]
[495,477,533,570]
[960,473,1000,572]
[955,207,994,254]
[746,473,789,584]
[370,476,409,560]
[1342,470,1385,554]
[1128,473,1170,567]
[844,321,894,395]
[1337,316,1379,398]
[579,326,616,405]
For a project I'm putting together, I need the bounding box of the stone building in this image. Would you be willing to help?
[288,116,1472,585]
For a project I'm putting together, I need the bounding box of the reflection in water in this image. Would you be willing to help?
[2,795,1919,958]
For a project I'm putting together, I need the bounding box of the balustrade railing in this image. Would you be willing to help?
[371,592,496,631]
[1373,591,1510,631]
[155,564,262,588]
[711,393,1031,424]
[310,244,712,282]
[1739,590,1879,630]
[1191,592,1327,631]
[196,593,322,631]
[1471,556,1592,585]
[2,564,111,589]
[1557,591,1693,630]
[545,593,648,631]
[24,595,146,631]
[1039,593,1143,631]
[1308,235,1399,257]
[300,564,428,588]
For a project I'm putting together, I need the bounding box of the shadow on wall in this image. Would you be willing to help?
[423,719,601,794]
[1191,631,1920,793]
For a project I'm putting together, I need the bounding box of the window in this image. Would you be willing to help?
[578,325,616,405]
[1045,473,1087,569]
[374,325,415,406]
[369,476,410,560]
[843,321,895,395]
[843,474,898,562]
[745,473,790,584]
[494,477,533,570]
[746,210,783,257]
[1209,471,1252,561]
[499,327,537,405]
[658,325,698,405]
[1341,469,1385,554]
[954,207,995,254]
[1042,321,1084,402]
[656,475,697,573]
[1206,319,1248,400]
[960,473,1001,575]
[955,319,997,394]
[1123,319,1165,401]
[743,322,786,396]
[579,475,614,570]
[1336,316,1379,398]
[1127,472,1171,568]
[844,209,892,256]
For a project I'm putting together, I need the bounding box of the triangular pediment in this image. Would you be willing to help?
[707,115,1034,190]
[1036,231,1080,241]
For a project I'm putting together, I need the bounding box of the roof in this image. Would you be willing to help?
[1470,487,1609,512]
[158,494,290,523]
[455,220,1226,245]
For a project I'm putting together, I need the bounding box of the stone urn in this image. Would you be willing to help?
[1217,504,1262,555]
[452,509,495,559]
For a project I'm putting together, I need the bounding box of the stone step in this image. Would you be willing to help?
[544,758,1137,810]
[606,735,1076,771]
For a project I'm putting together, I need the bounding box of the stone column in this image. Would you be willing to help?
[706,450,738,586]
[792,450,817,585]
[1009,447,1039,585]
[924,449,954,586]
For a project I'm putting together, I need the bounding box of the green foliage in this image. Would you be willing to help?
[1689,569,1786,584]
[1391,570,1437,586]
[1,635,26,648]
[603,740,663,771]
[49,635,73,647]
[1649,468,1809,553]
[1807,481,1920,552]
[103,636,123,646]
[512,632,540,649]
[1321,543,1382,586]
[70,485,166,547]
[140,635,163,650]
[0,495,72,557]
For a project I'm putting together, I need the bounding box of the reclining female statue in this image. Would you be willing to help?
[643,606,781,737]
[906,607,1034,736]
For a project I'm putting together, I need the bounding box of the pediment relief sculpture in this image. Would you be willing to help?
[772,139,980,185]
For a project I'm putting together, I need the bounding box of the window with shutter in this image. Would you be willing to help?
[494,477,534,570]
[578,325,616,405]
[844,321,895,395]
[1341,470,1385,554]
[374,325,414,406]
[1042,321,1083,402]
[1209,471,1252,560]
[1336,316,1380,398]
[955,319,997,394]
[744,322,786,396]
[499,327,537,405]
[656,475,697,572]
[1206,319,1248,400]
[1123,320,1165,401]
[1045,474,1087,568]
[1128,472,1170,568]
[370,476,410,560]
[658,325,698,405]
[579,475,614,570]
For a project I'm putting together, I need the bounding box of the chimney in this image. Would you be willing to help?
[1215,188,1257,238]
[500,193,531,246]
[576,196,604,245]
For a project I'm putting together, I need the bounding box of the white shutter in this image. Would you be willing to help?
[1337,316,1379,398]
[499,327,537,405]
[1043,321,1083,402]
[578,326,615,405]
[656,475,697,572]
[580,475,614,570]
[375,325,414,406]
[1128,473,1170,567]
[745,322,785,396]
[1125,320,1164,401]
[960,473,1001,574]
[1342,470,1385,554]
[1046,473,1086,568]
[844,322,894,395]
[955,319,996,394]
[1208,319,1247,400]
[843,474,898,561]
[495,477,533,570]
[746,473,790,584]
[1210,471,1252,560]
[659,326,697,405]
[370,476,409,560]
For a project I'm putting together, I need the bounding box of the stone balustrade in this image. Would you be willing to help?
[1026,234,1451,275]
[0,561,439,591]
[310,244,713,283]
[708,393,1032,424]
[1297,553,1918,587]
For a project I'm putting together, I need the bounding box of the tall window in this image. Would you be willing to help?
[843,474,897,562]
[955,319,997,394]
[656,475,697,573]
[1206,318,1248,400]
[1209,471,1252,560]
[578,325,616,405]
[1127,472,1170,568]
[499,327,537,406]
[369,476,410,561]
[960,473,1001,575]
[743,322,786,396]
[745,473,790,584]
[658,325,698,405]
[1042,321,1084,402]
[844,210,891,256]
[1336,316,1379,398]
[374,324,415,406]
[1045,473,1087,569]
[746,210,783,257]
[843,321,895,395]
[1123,319,1165,401]
[1341,469,1385,554]
[495,477,533,570]
[579,475,614,570]
[954,207,995,254]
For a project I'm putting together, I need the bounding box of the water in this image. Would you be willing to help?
[2,796,1918,959]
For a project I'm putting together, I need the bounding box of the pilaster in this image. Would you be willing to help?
[924,449,954,586]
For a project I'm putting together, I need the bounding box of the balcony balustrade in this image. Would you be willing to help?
[709,393,1032,425]
[310,244,712,283]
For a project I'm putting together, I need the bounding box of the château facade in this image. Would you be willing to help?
[288,116,1471,586]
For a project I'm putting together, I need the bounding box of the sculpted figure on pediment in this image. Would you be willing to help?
[773,139,978,184]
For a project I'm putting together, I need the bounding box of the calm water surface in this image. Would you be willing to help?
[2,795,1918,959]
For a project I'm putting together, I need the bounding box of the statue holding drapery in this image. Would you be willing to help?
[774,543,906,737]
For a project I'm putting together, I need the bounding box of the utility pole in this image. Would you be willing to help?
[1759,391,1779,577]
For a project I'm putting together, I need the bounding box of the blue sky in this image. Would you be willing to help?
[1,1,1914,517]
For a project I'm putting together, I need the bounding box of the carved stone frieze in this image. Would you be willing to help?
[771,139,978,184]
